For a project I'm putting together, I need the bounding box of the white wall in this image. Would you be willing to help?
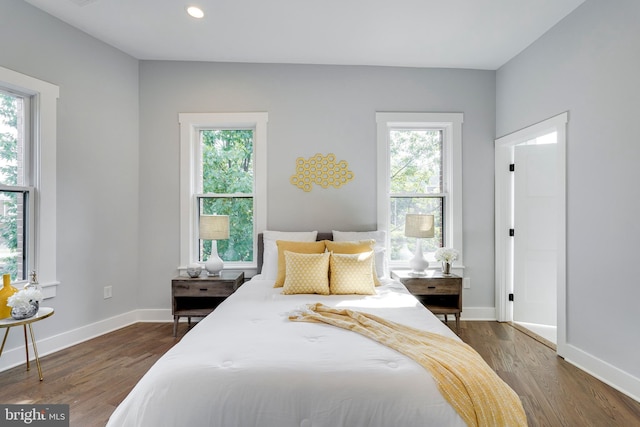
[0,1,140,359]
[497,0,640,395]
[138,62,497,311]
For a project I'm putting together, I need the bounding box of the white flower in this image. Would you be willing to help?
[434,247,459,263]
[7,288,43,310]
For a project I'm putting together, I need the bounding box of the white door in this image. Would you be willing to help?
[513,142,557,326]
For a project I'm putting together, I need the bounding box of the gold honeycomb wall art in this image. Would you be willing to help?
[290,153,354,192]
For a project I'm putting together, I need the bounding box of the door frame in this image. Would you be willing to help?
[494,112,568,355]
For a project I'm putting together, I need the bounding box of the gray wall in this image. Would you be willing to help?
[497,0,640,379]
[3,0,637,400]
[138,62,496,310]
[0,1,140,347]
[1,2,498,354]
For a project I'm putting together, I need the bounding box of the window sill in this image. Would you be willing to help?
[389,260,465,272]
[41,281,59,299]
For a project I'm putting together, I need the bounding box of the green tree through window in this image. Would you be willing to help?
[199,130,254,263]
[0,92,22,279]
[389,129,444,260]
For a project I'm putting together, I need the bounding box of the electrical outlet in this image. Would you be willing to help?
[103,285,112,299]
[463,278,471,289]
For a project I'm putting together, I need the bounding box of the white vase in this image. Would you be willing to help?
[408,239,429,276]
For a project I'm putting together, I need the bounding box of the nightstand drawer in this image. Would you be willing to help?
[172,281,236,297]
[404,281,460,295]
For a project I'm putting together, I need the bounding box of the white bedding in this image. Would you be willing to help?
[107,276,465,427]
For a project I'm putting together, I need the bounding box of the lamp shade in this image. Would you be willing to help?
[404,214,435,238]
[199,215,230,240]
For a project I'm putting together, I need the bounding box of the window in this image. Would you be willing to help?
[0,66,59,293]
[376,113,463,268]
[0,89,34,281]
[179,113,267,270]
[197,129,254,263]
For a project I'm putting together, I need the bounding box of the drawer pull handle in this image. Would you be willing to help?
[428,286,436,289]
[199,288,208,291]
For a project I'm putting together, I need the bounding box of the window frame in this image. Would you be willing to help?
[179,112,268,271]
[376,112,464,270]
[0,186,35,280]
[0,66,59,296]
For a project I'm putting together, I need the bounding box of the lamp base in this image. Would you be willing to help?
[204,243,224,276]
[204,256,223,276]
[409,270,428,277]
[408,239,429,276]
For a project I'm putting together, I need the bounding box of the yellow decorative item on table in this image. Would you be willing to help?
[0,274,18,319]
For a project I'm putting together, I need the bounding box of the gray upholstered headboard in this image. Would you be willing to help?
[256,232,334,274]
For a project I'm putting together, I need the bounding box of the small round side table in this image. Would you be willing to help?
[0,307,55,381]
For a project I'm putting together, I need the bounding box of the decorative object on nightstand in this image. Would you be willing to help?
[8,289,41,320]
[404,214,434,276]
[199,214,229,276]
[171,271,244,336]
[392,270,462,334]
[8,270,44,320]
[26,270,43,295]
[0,274,18,319]
[186,263,203,278]
[434,248,459,276]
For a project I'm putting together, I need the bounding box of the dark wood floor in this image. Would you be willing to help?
[0,321,639,426]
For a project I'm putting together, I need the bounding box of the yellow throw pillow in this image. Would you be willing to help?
[274,240,326,287]
[282,251,330,295]
[329,251,376,295]
[325,239,375,253]
[325,240,381,286]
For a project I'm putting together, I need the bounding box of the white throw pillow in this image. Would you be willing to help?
[373,247,387,279]
[332,230,388,278]
[261,230,318,280]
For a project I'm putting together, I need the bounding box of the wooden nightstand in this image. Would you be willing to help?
[172,271,244,336]
[392,270,462,333]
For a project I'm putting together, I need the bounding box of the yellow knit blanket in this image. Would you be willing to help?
[289,303,527,427]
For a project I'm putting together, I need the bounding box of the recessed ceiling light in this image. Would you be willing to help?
[186,6,204,19]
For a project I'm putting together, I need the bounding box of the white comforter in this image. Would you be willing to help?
[107,276,465,427]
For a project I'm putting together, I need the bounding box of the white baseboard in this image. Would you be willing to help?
[560,343,640,403]
[0,309,174,373]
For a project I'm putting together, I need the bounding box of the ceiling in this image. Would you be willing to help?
[23,0,585,70]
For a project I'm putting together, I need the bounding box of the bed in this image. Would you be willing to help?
[107,231,525,427]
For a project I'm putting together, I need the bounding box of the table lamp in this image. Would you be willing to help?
[199,215,229,276]
[404,214,434,276]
